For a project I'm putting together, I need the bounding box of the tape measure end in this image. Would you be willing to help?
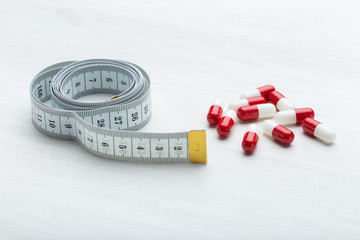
[188,130,207,164]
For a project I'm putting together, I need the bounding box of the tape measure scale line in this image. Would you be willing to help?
[30,59,207,164]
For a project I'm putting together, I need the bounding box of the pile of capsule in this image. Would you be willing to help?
[207,85,336,153]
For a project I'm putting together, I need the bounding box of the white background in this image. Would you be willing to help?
[1,0,360,239]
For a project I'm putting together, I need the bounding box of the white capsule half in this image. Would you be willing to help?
[262,120,278,136]
[277,98,295,111]
[224,109,237,121]
[228,99,249,111]
[258,103,276,118]
[275,110,297,125]
[212,99,225,109]
[314,124,336,144]
[240,89,261,99]
[247,124,260,136]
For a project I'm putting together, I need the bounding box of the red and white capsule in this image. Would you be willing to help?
[240,85,275,99]
[268,91,295,111]
[207,99,224,125]
[302,118,336,144]
[228,96,267,111]
[242,124,260,153]
[237,103,276,121]
[217,110,236,137]
[274,108,315,125]
[262,120,295,145]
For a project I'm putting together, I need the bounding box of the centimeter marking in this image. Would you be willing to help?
[32,102,189,160]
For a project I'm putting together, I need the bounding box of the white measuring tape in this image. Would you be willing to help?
[30,59,207,164]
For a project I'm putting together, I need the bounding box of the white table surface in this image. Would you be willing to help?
[1,0,360,239]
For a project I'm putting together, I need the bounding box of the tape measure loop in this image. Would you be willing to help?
[30,59,206,164]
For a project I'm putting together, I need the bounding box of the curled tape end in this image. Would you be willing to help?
[188,130,207,164]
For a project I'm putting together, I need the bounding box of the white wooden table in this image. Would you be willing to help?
[1,0,359,239]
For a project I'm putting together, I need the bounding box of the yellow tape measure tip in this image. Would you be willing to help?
[188,130,207,164]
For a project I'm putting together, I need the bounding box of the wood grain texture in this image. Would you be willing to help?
[0,0,359,239]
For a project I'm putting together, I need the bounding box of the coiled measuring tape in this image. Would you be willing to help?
[30,59,207,164]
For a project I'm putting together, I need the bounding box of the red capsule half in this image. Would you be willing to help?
[301,118,320,135]
[207,99,224,125]
[273,125,294,145]
[217,110,236,137]
[294,108,315,124]
[257,85,276,98]
[242,124,260,153]
[268,91,284,106]
[247,96,268,105]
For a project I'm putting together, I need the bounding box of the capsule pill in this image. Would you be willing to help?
[274,108,315,125]
[302,118,336,144]
[240,85,275,99]
[237,103,276,121]
[262,120,295,145]
[228,96,267,111]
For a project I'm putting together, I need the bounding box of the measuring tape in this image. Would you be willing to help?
[30,59,207,164]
